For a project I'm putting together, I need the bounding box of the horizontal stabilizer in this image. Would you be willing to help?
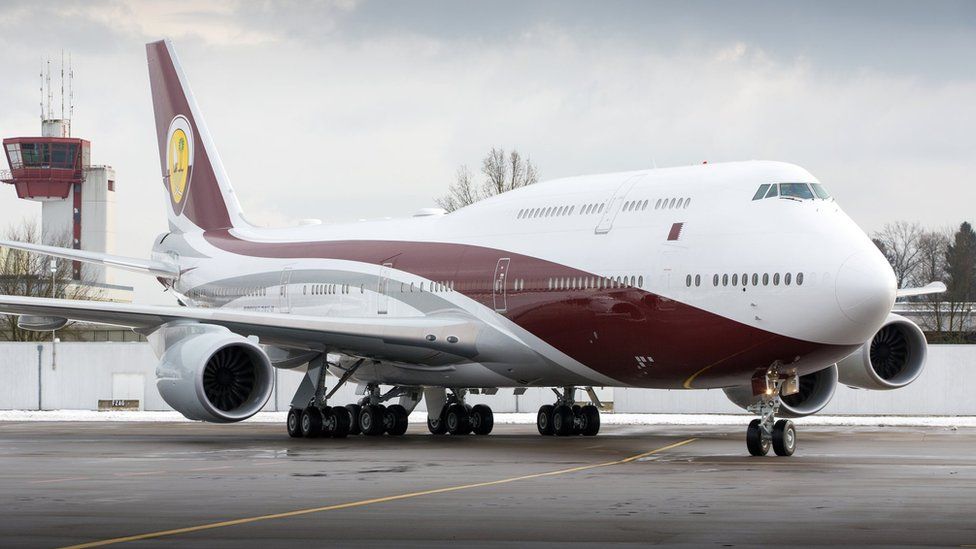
[0,239,180,279]
[896,281,947,299]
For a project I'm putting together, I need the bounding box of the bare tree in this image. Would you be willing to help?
[0,219,101,342]
[873,221,924,289]
[436,148,539,212]
[909,228,952,333]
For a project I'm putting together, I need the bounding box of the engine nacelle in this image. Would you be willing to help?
[155,325,274,422]
[724,364,838,418]
[836,313,927,390]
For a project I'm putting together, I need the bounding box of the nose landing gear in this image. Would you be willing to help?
[746,368,798,457]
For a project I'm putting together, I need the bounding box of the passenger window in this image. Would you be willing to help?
[669,198,676,209]
[723,274,729,286]
[780,183,815,200]
[797,272,804,285]
[655,199,662,209]
[713,274,719,286]
[773,273,780,285]
[732,274,739,286]
[686,275,692,287]
[762,273,769,286]
[785,273,792,285]
[753,184,771,200]
[638,275,644,287]
[752,274,759,286]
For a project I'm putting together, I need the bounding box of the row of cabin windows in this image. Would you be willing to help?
[548,275,643,291]
[685,272,805,288]
[399,280,455,293]
[190,287,268,299]
[304,284,352,295]
[518,196,691,220]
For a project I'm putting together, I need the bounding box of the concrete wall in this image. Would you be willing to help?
[0,342,972,415]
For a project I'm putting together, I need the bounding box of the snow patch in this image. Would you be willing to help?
[1,409,974,428]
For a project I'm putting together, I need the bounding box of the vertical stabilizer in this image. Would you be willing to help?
[146,39,247,233]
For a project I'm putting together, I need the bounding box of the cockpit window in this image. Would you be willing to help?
[811,183,832,200]
[753,184,771,201]
[765,184,778,198]
[779,183,815,200]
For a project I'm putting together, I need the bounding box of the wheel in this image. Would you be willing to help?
[360,404,387,436]
[537,404,554,436]
[580,405,600,436]
[345,404,362,436]
[772,419,796,457]
[427,408,448,435]
[470,404,494,435]
[301,406,323,438]
[332,406,351,438]
[446,403,471,435]
[319,407,338,438]
[552,405,575,436]
[746,418,770,456]
[386,404,409,436]
[286,408,302,438]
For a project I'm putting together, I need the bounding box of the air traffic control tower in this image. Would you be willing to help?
[0,59,132,302]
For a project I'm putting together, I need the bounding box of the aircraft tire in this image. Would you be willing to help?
[360,404,387,436]
[471,404,494,435]
[387,404,409,436]
[552,405,575,436]
[772,419,796,457]
[446,403,471,435]
[537,404,555,436]
[319,406,338,438]
[301,406,324,438]
[345,404,362,436]
[287,408,303,438]
[332,406,351,438]
[580,405,601,436]
[746,419,770,456]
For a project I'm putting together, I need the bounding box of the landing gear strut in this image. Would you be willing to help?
[745,367,798,457]
[536,386,601,437]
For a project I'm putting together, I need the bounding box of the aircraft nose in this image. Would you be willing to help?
[835,250,896,327]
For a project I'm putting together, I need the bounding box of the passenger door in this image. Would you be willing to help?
[279,267,293,313]
[594,174,645,234]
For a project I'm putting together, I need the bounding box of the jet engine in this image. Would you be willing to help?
[724,364,838,418]
[155,325,274,422]
[836,313,927,390]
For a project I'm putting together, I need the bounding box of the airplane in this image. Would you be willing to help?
[0,39,946,456]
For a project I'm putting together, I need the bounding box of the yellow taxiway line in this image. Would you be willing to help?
[60,437,697,549]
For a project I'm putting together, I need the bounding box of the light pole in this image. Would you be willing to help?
[49,259,57,370]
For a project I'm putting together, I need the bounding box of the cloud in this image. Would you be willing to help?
[0,1,973,304]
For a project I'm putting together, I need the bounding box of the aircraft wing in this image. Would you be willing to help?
[896,281,947,299]
[0,295,482,364]
[0,239,180,279]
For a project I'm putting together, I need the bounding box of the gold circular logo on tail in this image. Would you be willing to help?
[165,115,194,214]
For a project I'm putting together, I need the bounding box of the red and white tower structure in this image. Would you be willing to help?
[1,57,130,300]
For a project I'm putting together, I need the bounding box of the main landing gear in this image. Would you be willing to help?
[286,357,417,439]
[426,388,494,436]
[536,386,601,437]
[745,367,798,457]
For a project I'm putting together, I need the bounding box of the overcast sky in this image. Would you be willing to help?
[0,0,974,303]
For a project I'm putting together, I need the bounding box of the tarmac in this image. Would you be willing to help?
[0,421,974,548]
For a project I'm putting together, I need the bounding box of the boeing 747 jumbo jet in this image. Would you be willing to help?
[0,40,946,456]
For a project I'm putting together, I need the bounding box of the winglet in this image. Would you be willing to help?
[896,281,947,299]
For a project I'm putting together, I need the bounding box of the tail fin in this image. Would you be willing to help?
[146,39,247,233]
